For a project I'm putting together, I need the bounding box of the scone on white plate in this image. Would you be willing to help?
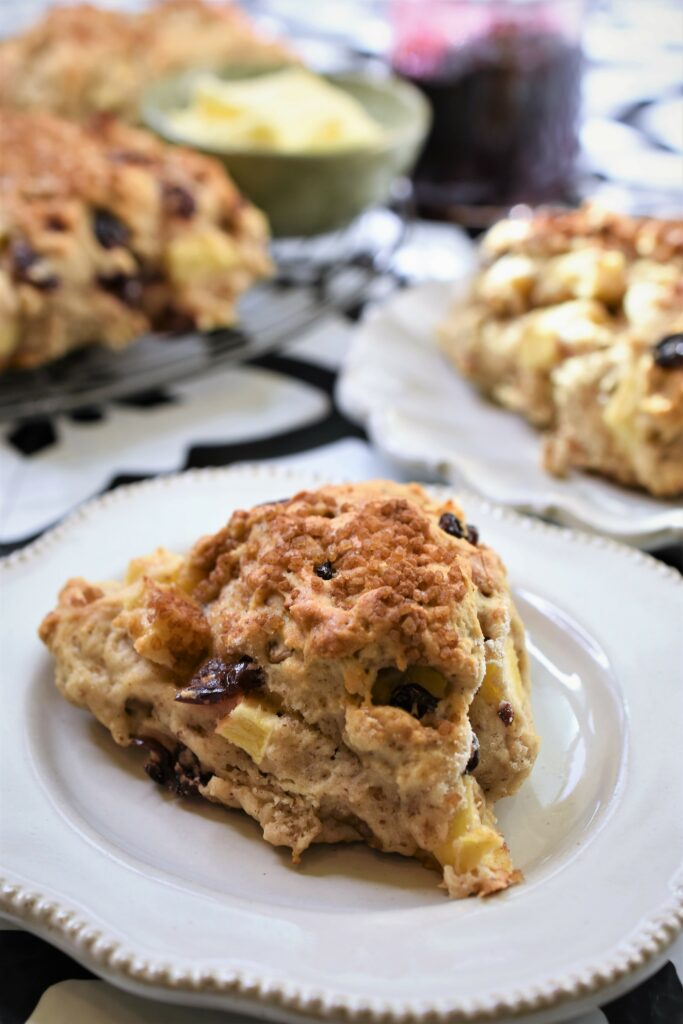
[39,482,539,899]
[439,204,683,497]
[0,0,290,122]
[0,109,271,371]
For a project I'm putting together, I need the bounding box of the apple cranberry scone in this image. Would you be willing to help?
[39,482,539,899]
[0,0,289,122]
[0,109,271,371]
[439,204,683,496]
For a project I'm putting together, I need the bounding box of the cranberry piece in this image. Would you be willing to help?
[35,275,60,291]
[465,732,480,773]
[11,240,38,274]
[98,273,143,307]
[11,241,60,290]
[132,737,175,786]
[653,333,683,369]
[389,683,438,719]
[175,656,265,705]
[133,738,210,795]
[314,560,336,580]
[439,512,479,544]
[45,215,68,231]
[162,183,196,219]
[438,512,465,538]
[497,700,514,726]
[158,306,196,333]
[93,208,130,249]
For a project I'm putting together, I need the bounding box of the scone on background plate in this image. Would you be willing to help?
[439,204,683,497]
[0,109,271,372]
[39,482,539,899]
[0,0,290,122]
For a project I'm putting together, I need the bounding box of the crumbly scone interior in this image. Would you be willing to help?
[438,205,683,497]
[39,483,539,899]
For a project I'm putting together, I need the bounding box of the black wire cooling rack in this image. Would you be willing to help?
[0,205,410,422]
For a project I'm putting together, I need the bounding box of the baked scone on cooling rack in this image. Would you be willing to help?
[0,0,290,122]
[439,204,683,497]
[0,109,271,372]
[39,482,539,899]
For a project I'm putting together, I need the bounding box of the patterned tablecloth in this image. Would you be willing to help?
[1,2,682,1021]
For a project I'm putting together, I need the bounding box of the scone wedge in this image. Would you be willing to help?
[39,482,539,899]
[439,204,683,496]
[0,109,271,371]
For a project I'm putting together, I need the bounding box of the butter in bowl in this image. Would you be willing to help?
[142,66,430,236]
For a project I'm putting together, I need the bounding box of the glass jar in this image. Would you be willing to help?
[390,0,585,221]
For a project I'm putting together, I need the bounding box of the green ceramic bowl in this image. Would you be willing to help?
[141,67,430,237]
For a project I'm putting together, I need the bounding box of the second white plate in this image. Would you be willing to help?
[337,281,683,548]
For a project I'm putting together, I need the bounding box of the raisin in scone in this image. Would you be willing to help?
[0,0,290,122]
[438,204,683,496]
[0,110,271,371]
[39,482,539,899]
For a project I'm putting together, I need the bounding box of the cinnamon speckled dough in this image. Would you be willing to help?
[0,0,290,122]
[0,109,271,371]
[39,482,539,899]
[439,204,683,496]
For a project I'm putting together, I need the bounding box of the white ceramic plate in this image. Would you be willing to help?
[336,282,683,549]
[1,465,682,1024]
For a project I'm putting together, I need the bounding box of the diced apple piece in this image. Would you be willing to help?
[215,698,279,763]
[479,637,524,706]
[165,228,242,282]
[434,777,511,874]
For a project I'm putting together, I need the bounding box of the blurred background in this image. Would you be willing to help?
[3,0,681,222]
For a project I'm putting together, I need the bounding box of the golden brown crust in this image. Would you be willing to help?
[0,109,271,370]
[39,482,539,899]
[482,203,683,263]
[0,0,290,121]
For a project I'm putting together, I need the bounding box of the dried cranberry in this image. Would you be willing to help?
[38,275,60,291]
[11,240,38,274]
[389,683,438,719]
[45,215,67,231]
[438,512,465,538]
[158,306,196,333]
[10,241,60,290]
[133,738,210,796]
[98,273,143,307]
[439,512,478,544]
[93,208,130,249]
[465,732,480,773]
[175,656,265,705]
[497,700,514,726]
[132,737,175,786]
[314,560,336,580]
[162,183,196,219]
[653,333,683,369]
